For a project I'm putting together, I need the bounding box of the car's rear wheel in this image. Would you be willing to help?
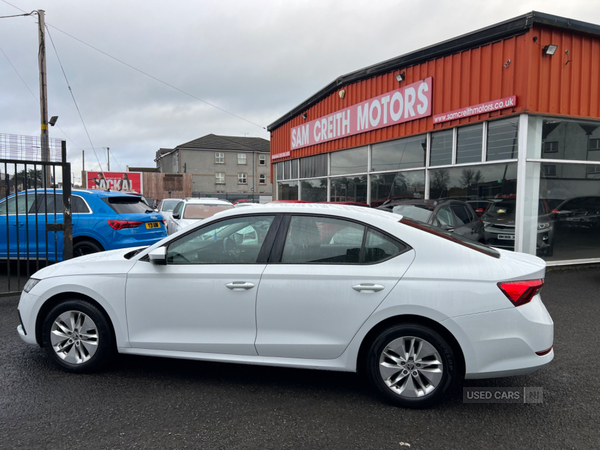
[367,324,456,408]
[73,240,103,257]
[42,299,114,373]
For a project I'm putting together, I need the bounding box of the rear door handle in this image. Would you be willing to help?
[352,283,385,293]
[225,281,255,291]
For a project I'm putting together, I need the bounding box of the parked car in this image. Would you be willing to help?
[157,198,182,222]
[0,189,167,260]
[482,198,555,256]
[466,200,494,217]
[167,198,234,234]
[378,199,485,243]
[232,199,254,205]
[17,203,553,408]
[551,196,600,230]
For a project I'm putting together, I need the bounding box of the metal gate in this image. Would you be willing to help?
[0,136,72,297]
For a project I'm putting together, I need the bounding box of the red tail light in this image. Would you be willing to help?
[498,279,544,307]
[108,220,143,230]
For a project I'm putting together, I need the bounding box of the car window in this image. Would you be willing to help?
[166,215,275,264]
[364,229,407,263]
[33,194,64,214]
[172,202,184,217]
[160,199,180,212]
[281,216,365,264]
[450,204,471,225]
[103,196,151,214]
[391,204,433,223]
[72,196,91,214]
[434,206,455,227]
[182,203,234,219]
[0,193,36,215]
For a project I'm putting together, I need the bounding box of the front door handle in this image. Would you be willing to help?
[225,281,255,291]
[352,283,385,293]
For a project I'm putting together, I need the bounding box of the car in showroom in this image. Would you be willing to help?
[550,196,600,230]
[378,199,485,243]
[166,198,234,234]
[0,189,167,260]
[481,198,555,256]
[17,203,553,408]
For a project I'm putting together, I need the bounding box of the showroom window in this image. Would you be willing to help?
[278,181,298,200]
[456,124,483,164]
[276,162,284,180]
[370,171,425,206]
[300,179,327,202]
[429,163,517,199]
[300,154,327,178]
[487,117,519,161]
[331,147,368,175]
[430,130,453,166]
[330,176,367,203]
[284,160,292,179]
[372,135,426,171]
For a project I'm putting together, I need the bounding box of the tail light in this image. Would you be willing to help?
[108,220,143,230]
[498,279,544,307]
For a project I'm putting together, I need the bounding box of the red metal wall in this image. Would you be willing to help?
[271,26,600,160]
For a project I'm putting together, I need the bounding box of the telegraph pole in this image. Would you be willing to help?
[107,147,110,171]
[37,9,51,187]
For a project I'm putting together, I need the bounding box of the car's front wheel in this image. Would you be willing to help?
[367,324,456,408]
[41,299,114,373]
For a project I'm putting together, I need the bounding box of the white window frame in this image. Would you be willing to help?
[259,154,266,165]
[238,153,247,165]
[215,172,225,184]
[238,173,247,184]
[215,152,225,164]
[259,174,266,184]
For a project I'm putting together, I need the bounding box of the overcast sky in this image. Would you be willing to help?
[1,0,599,182]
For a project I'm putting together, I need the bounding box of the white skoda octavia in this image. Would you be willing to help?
[17,203,553,408]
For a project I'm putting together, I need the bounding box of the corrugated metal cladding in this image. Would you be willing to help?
[271,25,600,160]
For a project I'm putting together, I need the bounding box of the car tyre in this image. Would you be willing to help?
[42,299,115,373]
[73,240,103,257]
[366,324,456,408]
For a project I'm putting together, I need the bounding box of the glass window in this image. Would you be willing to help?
[276,162,284,181]
[284,160,291,179]
[215,152,225,164]
[172,201,183,217]
[330,176,367,203]
[182,203,233,219]
[0,193,36,215]
[103,196,151,214]
[167,215,275,264]
[300,154,327,178]
[364,229,407,263]
[429,163,517,199]
[259,155,266,165]
[370,171,425,207]
[281,216,364,264]
[215,173,225,184]
[238,153,247,165]
[300,179,327,202]
[291,159,299,178]
[430,130,453,166]
[259,174,266,184]
[450,204,472,224]
[456,124,483,164]
[72,196,90,214]
[331,147,368,175]
[278,181,298,200]
[372,135,426,171]
[487,117,519,161]
[542,119,600,161]
[238,173,247,184]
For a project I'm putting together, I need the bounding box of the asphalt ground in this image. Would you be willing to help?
[0,266,599,450]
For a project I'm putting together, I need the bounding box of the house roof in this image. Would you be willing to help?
[175,134,270,152]
[267,11,600,132]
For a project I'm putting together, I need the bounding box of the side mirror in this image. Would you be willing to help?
[172,213,180,220]
[149,246,167,265]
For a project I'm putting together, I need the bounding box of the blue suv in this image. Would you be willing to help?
[0,189,167,261]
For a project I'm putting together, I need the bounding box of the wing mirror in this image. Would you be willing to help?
[148,246,167,265]
[172,212,180,220]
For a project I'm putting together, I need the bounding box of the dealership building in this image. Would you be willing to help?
[267,11,600,265]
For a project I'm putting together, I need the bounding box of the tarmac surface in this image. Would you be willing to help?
[1,265,599,449]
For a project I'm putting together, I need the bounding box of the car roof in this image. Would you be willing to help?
[180,198,233,205]
[17,188,141,199]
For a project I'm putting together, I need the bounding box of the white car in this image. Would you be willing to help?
[157,198,182,223]
[17,204,553,408]
[166,198,233,234]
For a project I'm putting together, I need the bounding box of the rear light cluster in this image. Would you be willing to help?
[497,279,544,307]
[108,220,142,230]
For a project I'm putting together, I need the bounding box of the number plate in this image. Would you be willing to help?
[146,222,161,229]
[498,234,515,240]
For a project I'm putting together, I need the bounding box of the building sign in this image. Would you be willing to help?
[272,151,291,161]
[291,77,433,150]
[433,96,517,124]
[86,171,142,193]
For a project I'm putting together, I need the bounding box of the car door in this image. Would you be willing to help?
[167,201,184,234]
[0,192,35,258]
[125,214,279,356]
[255,214,415,360]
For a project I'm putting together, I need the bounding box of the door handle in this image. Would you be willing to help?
[225,281,255,291]
[352,283,385,293]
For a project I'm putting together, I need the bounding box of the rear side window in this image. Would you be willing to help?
[102,197,150,214]
[73,196,91,213]
[450,204,472,224]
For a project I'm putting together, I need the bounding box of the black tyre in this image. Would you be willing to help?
[41,299,115,373]
[366,324,456,408]
[73,240,103,257]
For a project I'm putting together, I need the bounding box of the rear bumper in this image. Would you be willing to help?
[444,295,554,379]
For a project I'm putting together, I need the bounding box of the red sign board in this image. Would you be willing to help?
[86,171,142,193]
[433,96,517,124]
[291,77,433,150]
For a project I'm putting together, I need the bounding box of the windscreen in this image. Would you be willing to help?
[103,197,152,214]
[392,204,433,223]
[183,204,234,219]
[161,199,180,212]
